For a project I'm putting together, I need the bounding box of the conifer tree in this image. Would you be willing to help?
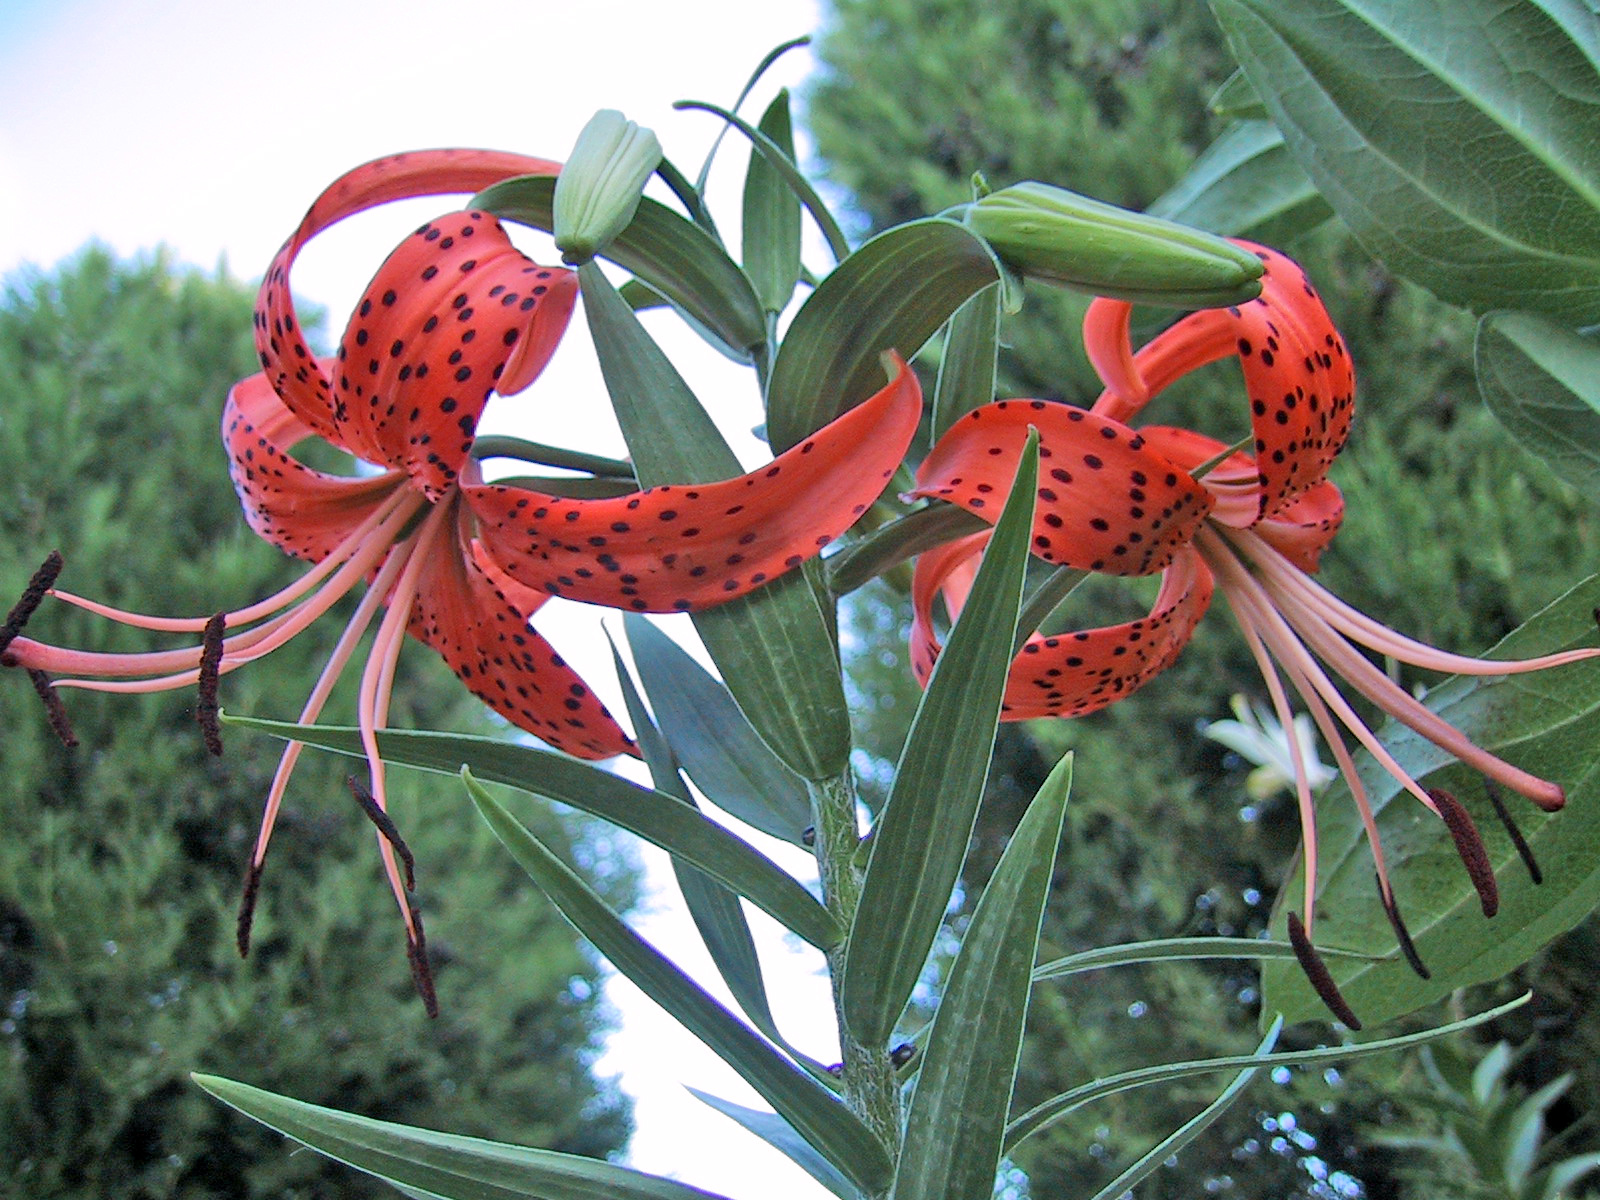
[0,248,632,1198]
[812,3,1600,1196]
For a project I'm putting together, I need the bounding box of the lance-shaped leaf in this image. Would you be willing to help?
[625,613,812,846]
[743,90,804,314]
[1147,120,1333,245]
[1476,311,1600,494]
[1005,995,1527,1150]
[193,1073,735,1200]
[1210,0,1600,324]
[841,434,1038,1047]
[579,261,866,781]
[225,716,838,951]
[1260,577,1600,1027]
[467,777,893,1197]
[766,218,1005,452]
[688,1089,861,1200]
[609,635,781,1047]
[892,753,1071,1200]
[1209,68,1270,119]
[932,284,1001,439]
[1032,935,1381,981]
[475,174,766,360]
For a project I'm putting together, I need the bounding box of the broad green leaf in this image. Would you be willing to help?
[467,778,893,1197]
[1032,935,1382,981]
[1476,311,1600,493]
[688,1089,860,1200]
[842,435,1038,1047]
[1082,1020,1281,1200]
[1210,0,1600,323]
[608,636,781,1046]
[579,262,851,780]
[193,1074,734,1200]
[1005,994,1528,1151]
[475,175,765,361]
[1260,577,1600,1027]
[766,219,1003,452]
[223,715,838,951]
[1147,119,1333,245]
[826,504,990,598]
[624,613,811,846]
[931,284,1000,439]
[892,754,1072,1200]
[743,90,804,313]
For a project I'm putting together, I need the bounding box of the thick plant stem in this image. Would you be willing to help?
[809,773,901,1181]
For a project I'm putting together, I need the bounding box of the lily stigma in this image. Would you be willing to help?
[2,151,921,1010]
[907,242,1600,1026]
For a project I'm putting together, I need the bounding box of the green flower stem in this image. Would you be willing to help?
[809,773,901,1184]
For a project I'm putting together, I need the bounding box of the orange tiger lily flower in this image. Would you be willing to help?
[908,243,1599,1025]
[3,151,922,1007]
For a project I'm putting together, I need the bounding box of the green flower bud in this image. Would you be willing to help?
[964,181,1264,308]
[552,110,662,264]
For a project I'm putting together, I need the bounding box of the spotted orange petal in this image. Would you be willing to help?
[909,400,1214,577]
[465,356,923,611]
[255,150,562,448]
[330,211,577,500]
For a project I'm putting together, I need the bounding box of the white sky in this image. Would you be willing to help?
[0,2,847,1196]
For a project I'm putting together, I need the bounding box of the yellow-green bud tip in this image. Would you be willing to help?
[553,110,663,265]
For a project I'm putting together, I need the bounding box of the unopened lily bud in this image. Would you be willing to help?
[552,110,662,264]
[964,181,1263,307]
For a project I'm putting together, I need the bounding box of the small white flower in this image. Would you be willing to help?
[1204,694,1335,801]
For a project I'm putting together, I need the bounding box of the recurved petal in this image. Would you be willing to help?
[465,356,923,611]
[254,150,562,450]
[223,373,406,563]
[405,521,634,760]
[910,400,1214,577]
[1253,477,1344,572]
[331,211,577,499]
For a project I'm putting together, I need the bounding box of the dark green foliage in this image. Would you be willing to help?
[0,248,632,1198]
[812,3,1600,1197]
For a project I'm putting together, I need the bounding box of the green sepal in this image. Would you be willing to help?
[742,90,804,313]
[891,754,1072,1200]
[192,1073,736,1200]
[221,715,839,951]
[842,433,1038,1047]
[466,774,893,1198]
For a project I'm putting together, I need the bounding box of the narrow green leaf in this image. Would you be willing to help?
[625,613,812,846]
[892,754,1072,1200]
[475,175,765,360]
[1147,120,1333,245]
[677,98,850,264]
[1210,0,1600,323]
[1081,1020,1282,1200]
[579,261,851,781]
[1032,935,1383,981]
[608,635,781,1045]
[931,283,1000,439]
[692,35,814,195]
[688,1089,861,1200]
[470,436,635,479]
[1259,577,1600,1027]
[1476,311,1600,493]
[192,1073,735,1200]
[1209,68,1269,119]
[743,90,804,313]
[223,715,838,951]
[842,434,1038,1047]
[826,504,990,598]
[467,777,893,1197]
[766,218,1002,452]
[1005,995,1527,1151]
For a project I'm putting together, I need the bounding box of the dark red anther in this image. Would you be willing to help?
[236,858,264,957]
[1430,789,1498,917]
[348,777,416,891]
[1287,911,1362,1030]
[27,669,77,748]
[196,612,226,756]
[404,900,439,1019]
[1482,779,1542,886]
[1376,876,1430,980]
[1,551,63,657]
